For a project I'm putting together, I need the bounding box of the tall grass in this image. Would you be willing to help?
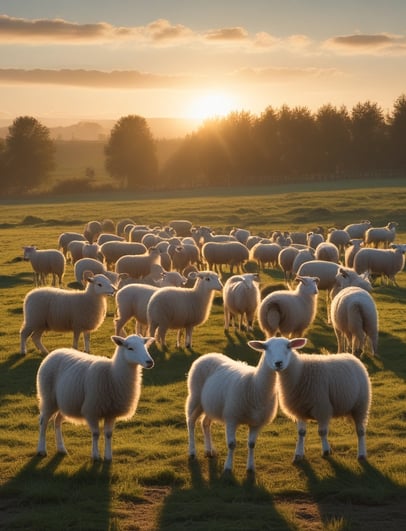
[0,180,405,530]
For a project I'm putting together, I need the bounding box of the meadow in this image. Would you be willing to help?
[0,180,405,530]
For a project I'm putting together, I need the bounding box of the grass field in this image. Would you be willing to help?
[1,180,405,530]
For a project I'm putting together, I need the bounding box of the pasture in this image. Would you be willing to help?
[1,180,405,530]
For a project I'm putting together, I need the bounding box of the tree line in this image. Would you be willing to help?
[1,95,406,195]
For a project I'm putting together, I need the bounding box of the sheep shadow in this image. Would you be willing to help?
[157,456,290,530]
[0,272,34,289]
[0,352,41,400]
[0,454,111,529]
[295,456,406,529]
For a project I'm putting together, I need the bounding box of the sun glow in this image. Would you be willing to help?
[187,91,237,120]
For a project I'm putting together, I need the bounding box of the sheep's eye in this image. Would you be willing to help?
[97,283,102,287]
[127,347,133,351]
[205,277,210,281]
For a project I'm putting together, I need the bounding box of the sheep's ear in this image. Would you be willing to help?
[83,270,95,282]
[188,271,198,280]
[248,340,267,352]
[288,338,307,350]
[143,337,155,347]
[111,335,126,346]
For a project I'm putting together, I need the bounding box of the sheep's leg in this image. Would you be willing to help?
[103,417,115,461]
[293,420,307,462]
[185,326,193,349]
[354,419,368,460]
[318,421,332,457]
[201,414,216,458]
[186,401,202,458]
[224,309,230,330]
[20,326,32,355]
[246,425,260,472]
[224,421,237,471]
[54,411,67,455]
[87,418,101,461]
[37,411,52,456]
[83,332,91,353]
[31,330,48,355]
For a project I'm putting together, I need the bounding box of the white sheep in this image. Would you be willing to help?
[20,272,116,355]
[344,239,364,268]
[116,218,135,236]
[114,271,187,336]
[258,275,319,338]
[364,221,398,248]
[314,242,340,263]
[147,271,223,348]
[74,257,122,287]
[97,233,125,245]
[248,336,372,461]
[202,241,249,274]
[291,247,315,276]
[223,273,260,332]
[82,242,102,261]
[330,266,372,299]
[249,242,281,270]
[23,245,65,287]
[307,231,324,249]
[353,244,406,286]
[278,246,300,282]
[58,232,86,258]
[326,228,351,256]
[331,286,379,358]
[185,347,278,472]
[169,219,193,237]
[344,220,372,239]
[36,334,154,461]
[115,247,161,279]
[229,227,251,245]
[84,220,102,243]
[100,241,147,269]
[67,239,86,264]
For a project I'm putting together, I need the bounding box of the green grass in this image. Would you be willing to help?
[1,179,406,530]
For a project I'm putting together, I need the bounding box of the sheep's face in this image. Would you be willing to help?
[248,337,307,372]
[87,273,117,295]
[192,271,223,291]
[112,334,155,368]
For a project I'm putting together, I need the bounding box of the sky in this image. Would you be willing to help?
[1,0,406,126]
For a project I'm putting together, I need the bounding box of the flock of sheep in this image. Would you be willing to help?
[19,217,404,470]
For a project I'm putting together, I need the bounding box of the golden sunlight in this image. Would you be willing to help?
[187,91,237,120]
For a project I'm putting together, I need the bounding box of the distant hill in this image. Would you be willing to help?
[0,117,201,141]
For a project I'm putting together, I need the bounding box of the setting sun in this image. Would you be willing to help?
[187,91,237,120]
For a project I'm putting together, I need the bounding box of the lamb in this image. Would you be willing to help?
[36,334,154,461]
[23,245,65,287]
[364,221,398,248]
[223,273,260,332]
[331,287,379,358]
[248,336,372,461]
[202,241,249,274]
[20,272,116,355]
[258,275,319,338]
[249,242,281,270]
[147,271,223,348]
[185,346,278,472]
[114,271,187,336]
[115,247,161,279]
[58,232,86,258]
[100,241,147,269]
[344,220,372,239]
[353,244,406,286]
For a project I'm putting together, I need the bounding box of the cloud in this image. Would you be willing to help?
[324,32,406,55]
[231,66,341,83]
[204,26,249,42]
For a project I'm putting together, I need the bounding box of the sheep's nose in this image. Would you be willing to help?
[275,361,283,371]
[145,360,154,369]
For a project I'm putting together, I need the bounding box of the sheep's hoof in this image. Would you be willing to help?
[205,450,216,458]
[358,454,367,462]
[36,450,47,458]
[57,449,68,456]
[292,454,304,463]
[188,453,196,461]
[322,449,332,457]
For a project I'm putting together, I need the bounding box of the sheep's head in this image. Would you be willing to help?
[86,272,117,295]
[112,334,155,368]
[295,275,319,294]
[248,336,307,372]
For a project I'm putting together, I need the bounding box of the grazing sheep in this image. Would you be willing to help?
[84,220,102,243]
[115,247,161,279]
[258,276,319,338]
[100,241,147,269]
[278,246,300,282]
[344,220,372,239]
[202,241,249,274]
[147,271,222,348]
[364,222,398,248]
[58,232,86,258]
[315,242,340,263]
[23,245,65,287]
[185,347,278,472]
[36,334,154,461]
[353,244,406,286]
[345,239,364,268]
[169,219,193,237]
[20,272,116,355]
[223,273,260,332]
[248,337,372,461]
[326,228,351,256]
[307,231,324,249]
[250,242,281,270]
[97,233,125,246]
[114,271,187,335]
[67,239,86,264]
[291,248,315,277]
[74,257,122,287]
[331,287,379,358]
[82,243,102,261]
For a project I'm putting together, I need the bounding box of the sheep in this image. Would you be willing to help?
[202,241,249,274]
[116,218,136,237]
[23,245,65,287]
[58,232,86,258]
[84,220,102,243]
[353,244,406,286]
[307,231,324,249]
[314,242,339,263]
[248,337,371,461]
[114,247,161,280]
[114,271,187,336]
[67,239,86,264]
[101,218,116,233]
[249,242,281,270]
[291,247,315,276]
[185,346,278,472]
[74,257,122,287]
[36,334,154,461]
[278,246,300,282]
[97,233,125,246]
[296,260,340,292]
[330,266,372,299]
[168,243,200,272]
[168,219,193,237]
[258,275,319,338]
[195,226,237,244]
[289,231,307,246]
[364,221,398,248]
[82,242,102,261]
[223,273,260,332]
[331,287,379,358]
[345,239,364,268]
[100,241,147,270]
[230,227,251,245]
[20,272,116,355]
[147,271,222,348]
[344,220,372,239]
[326,228,351,256]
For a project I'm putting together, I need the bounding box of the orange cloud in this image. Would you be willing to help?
[204,27,249,41]
[324,33,406,55]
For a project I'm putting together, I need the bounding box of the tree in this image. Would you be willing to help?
[315,104,351,175]
[104,115,158,190]
[3,116,55,193]
[350,101,387,171]
[388,94,406,170]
